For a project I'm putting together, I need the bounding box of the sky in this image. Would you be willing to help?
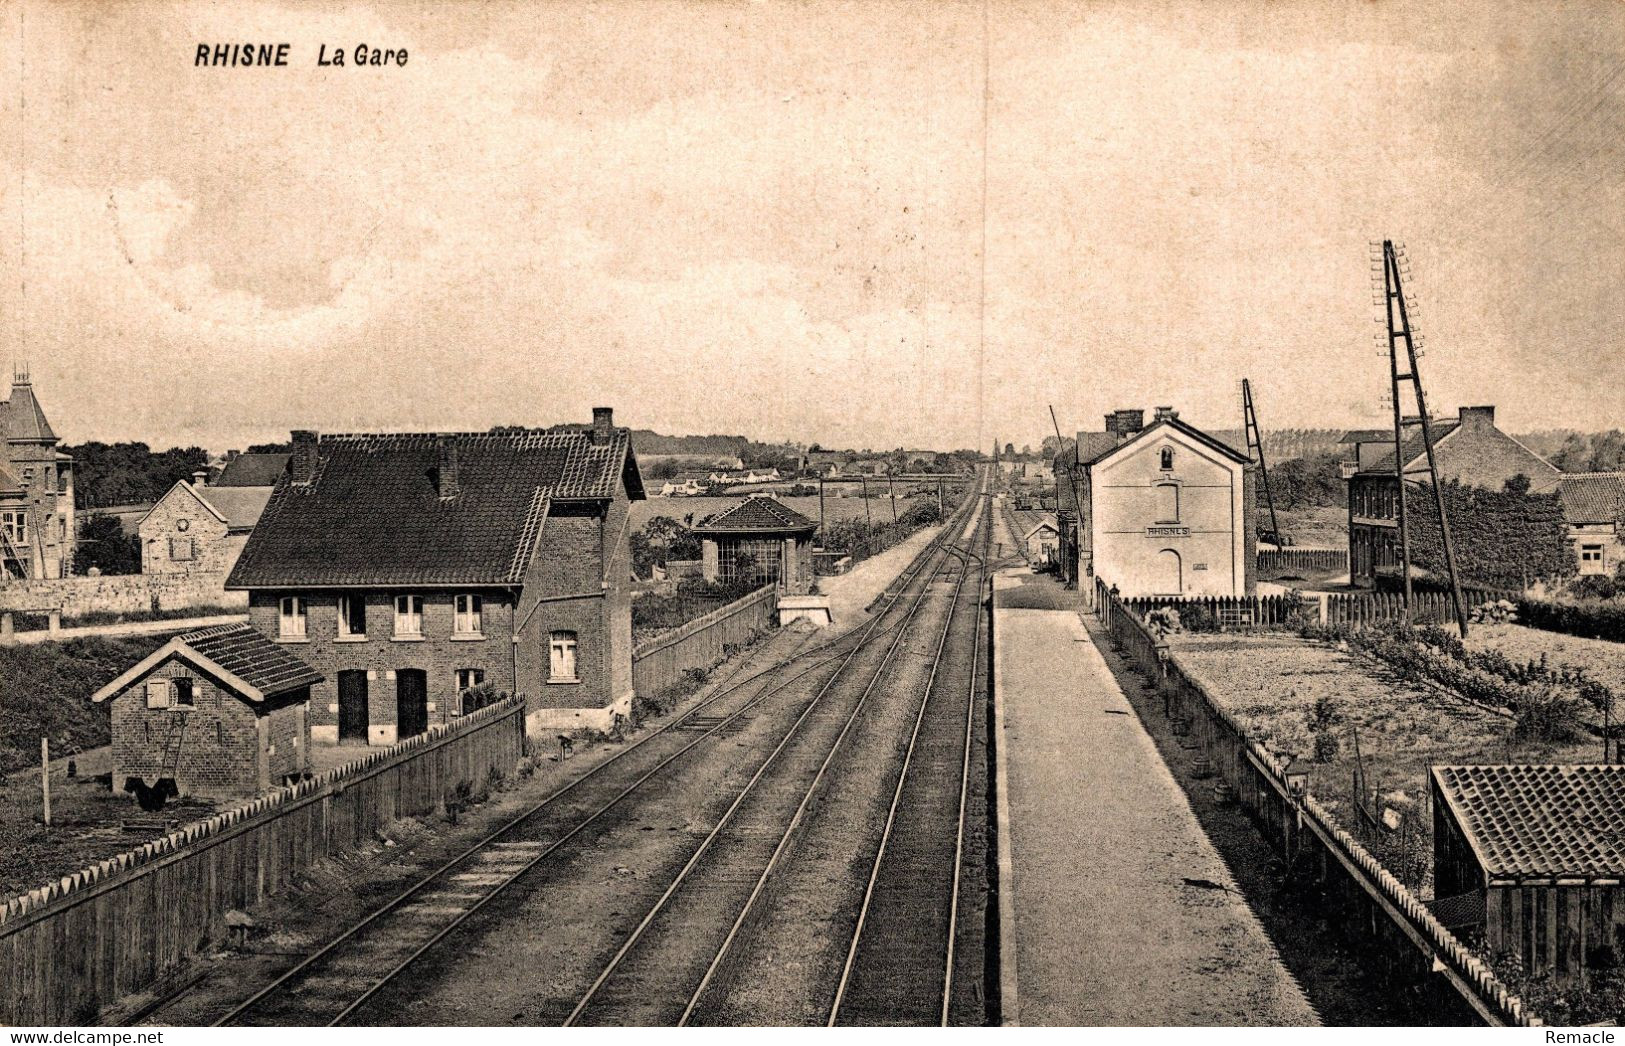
[1,0,1622,452]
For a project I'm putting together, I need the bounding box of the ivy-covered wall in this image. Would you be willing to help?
[1409,480,1574,589]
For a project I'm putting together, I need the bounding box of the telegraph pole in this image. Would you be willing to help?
[1377,240,1470,635]
[1241,378,1281,546]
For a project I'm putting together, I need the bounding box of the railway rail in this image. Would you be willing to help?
[205,480,985,1027]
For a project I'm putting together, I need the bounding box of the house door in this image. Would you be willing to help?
[396,669,429,740]
[337,670,369,744]
[1155,549,1182,595]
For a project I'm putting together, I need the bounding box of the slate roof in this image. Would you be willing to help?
[1078,416,1251,467]
[692,495,817,534]
[227,428,640,588]
[0,382,57,443]
[1557,473,1625,525]
[1340,428,1392,444]
[215,452,290,487]
[1354,421,1461,474]
[199,486,274,532]
[90,623,322,704]
[1433,765,1625,881]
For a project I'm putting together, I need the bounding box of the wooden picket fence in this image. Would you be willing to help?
[0,695,526,1026]
[1257,547,1348,578]
[1120,585,1522,633]
[631,584,778,697]
[1094,579,1538,1027]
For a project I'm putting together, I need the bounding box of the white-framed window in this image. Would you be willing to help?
[1581,545,1604,562]
[1,511,27,547]
[1154,482,1180,524]
[454,594,483,635]
[172,677,195,709]
[337,595,367,638]
[394,594,423,637]
[1160,448,1174,471]
[549,631,578,682]
[278,595,306,639]
[145,679,171,709]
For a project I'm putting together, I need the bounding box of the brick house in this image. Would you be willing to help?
[1557,472,1625,577]
[90,622,321,799]
[1054,407,1257,604]
[138,474,272,576]
[226,408,646,744]
[0,371,76,579]
[1345,406,1560,588]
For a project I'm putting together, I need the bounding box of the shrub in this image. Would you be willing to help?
[1517,597,1625,643]
[1567,575,1619,602]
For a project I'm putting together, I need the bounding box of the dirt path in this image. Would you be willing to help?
[994,573,1319,1026]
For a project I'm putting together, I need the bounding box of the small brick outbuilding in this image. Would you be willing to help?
[91,623,322,799]
[692,495,817,595]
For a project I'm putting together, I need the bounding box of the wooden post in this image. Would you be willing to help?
[888,474,897,524]
[861,476,872,527]
[41,736,51,827]
[818,477,826,537]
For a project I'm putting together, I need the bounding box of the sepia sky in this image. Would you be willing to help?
[1,0,1622,452]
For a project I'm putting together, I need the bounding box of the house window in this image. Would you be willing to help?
[394,594,423,637]
[1160,448,1174,471]
[337,595,367,639]
[1154,483,1180,524]
[145,679,171,709]
[454,594,483,635]
[1580,544,1606,574]
[1,511,27,547]
[169,536,195,561]
[172,678,195,709]
[279,596,306,639]
[549,631,578,682]
[456,667,485,692]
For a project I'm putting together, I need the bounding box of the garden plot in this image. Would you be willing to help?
[1166,632,1598,894]
[1463,621,1625,694]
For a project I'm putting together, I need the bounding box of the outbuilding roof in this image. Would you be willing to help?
[215,452,290,487]
[1432,764,1625,881]
[692,495,817,534]
[91,623,323,704]
[227,427,642,589]
[1557,472,1625,526]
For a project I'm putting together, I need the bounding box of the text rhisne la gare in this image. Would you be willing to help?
[194,43,408,67]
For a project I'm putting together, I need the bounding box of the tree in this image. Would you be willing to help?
[62,442,210,509]
[1504,473,1532,495]
[72,513,141,575]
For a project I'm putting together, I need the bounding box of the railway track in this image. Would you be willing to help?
[565,483,992,1026]
[207,482,984,1027]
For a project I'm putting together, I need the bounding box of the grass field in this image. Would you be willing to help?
[0,636,167,773]
[1266,505,1347,549]
[1463,621,1625,693]
[1166,632,1598,894]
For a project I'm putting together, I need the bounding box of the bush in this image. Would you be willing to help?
[1566,575,1619,602]
[1517,597,1625,643]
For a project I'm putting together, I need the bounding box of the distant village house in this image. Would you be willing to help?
[138,471,273,577]
[0,370,75,579]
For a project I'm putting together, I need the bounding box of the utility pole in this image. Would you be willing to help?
[861,476,872,527]
[818,476,826,538]
[888,473,898,523]
[1377,239,1469,635]
[1241,378,1281,547]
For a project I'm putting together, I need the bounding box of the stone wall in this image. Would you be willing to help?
[0,570,246,619]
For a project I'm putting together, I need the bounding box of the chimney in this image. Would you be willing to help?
[226,449,240,463]
[291,430,318,485]
[1459,405,1496,429]
[1104,409,1145,439]
[192,469,208,488]
[591,406,614,446]
[436,437,461,498]
[1153,406,1179,423]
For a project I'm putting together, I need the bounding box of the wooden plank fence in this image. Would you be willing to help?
[631,585,778,697]
[0,695,526,1026]
[1258,547,1348,578]
[1094,579,1539,1027]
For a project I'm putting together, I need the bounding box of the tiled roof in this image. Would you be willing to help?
[227,428,639,588]
[198,486,274,532]
[692,495,817,534]
[181,623,324,698]
[1557,473,1625,525]
[215,453,290,487]
[1433,765,1625,880]
[1340,428,1391,444]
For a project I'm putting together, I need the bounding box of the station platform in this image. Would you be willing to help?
[992,570,1319,1026]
